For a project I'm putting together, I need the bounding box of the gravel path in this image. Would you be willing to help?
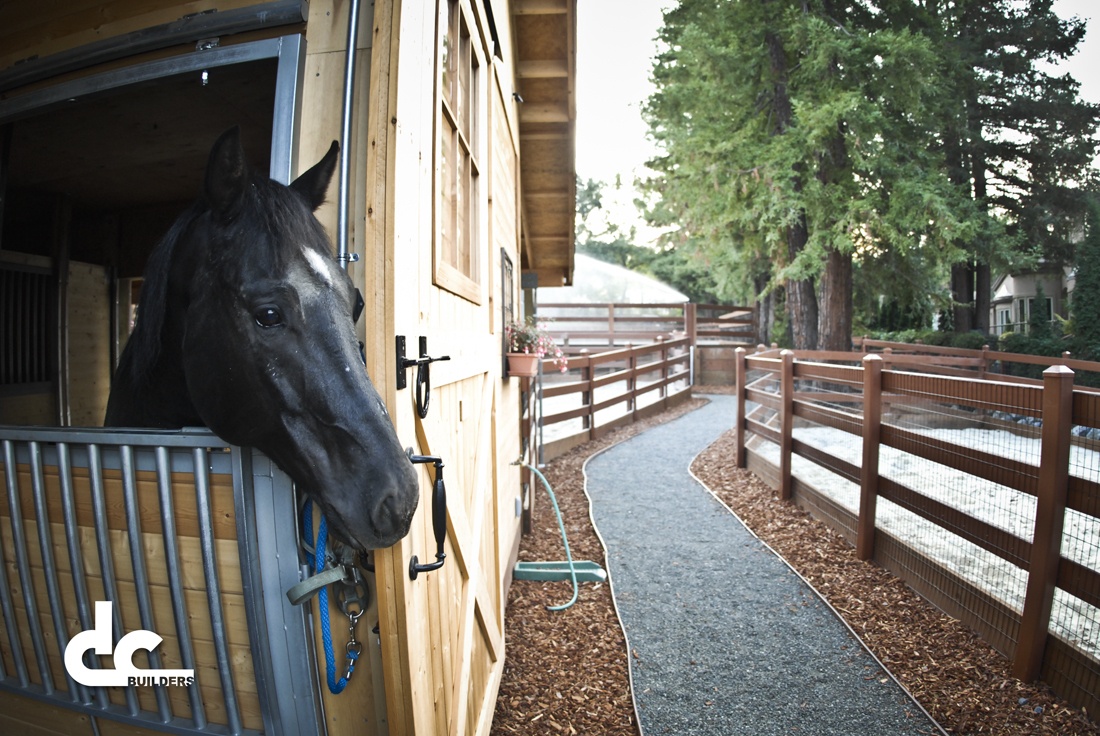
[584,394,945,735]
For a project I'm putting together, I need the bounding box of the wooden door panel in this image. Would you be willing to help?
[378,373,503,735]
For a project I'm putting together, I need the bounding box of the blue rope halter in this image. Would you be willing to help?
[302,500,360,695]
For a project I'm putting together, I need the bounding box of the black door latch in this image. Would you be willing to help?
[396,335,451,418]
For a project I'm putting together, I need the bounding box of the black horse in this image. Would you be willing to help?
[105,128,418,550]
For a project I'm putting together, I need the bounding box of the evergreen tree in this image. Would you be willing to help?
[643,0,976,350]
[904,0,1100,332]
[1072,198,1100,357]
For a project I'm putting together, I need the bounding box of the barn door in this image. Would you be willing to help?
[374,370,504,736]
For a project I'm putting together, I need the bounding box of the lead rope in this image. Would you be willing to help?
[301,500,363,694]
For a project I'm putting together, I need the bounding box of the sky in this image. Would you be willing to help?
[574,0,1100,243]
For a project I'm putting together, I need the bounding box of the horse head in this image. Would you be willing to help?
[105,128,419,550]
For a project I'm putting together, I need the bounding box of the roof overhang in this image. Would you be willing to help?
[512,0,577,288]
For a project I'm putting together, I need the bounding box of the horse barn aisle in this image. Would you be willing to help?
[585,395,945,735]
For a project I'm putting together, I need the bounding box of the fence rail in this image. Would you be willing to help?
[856,337,1100,387]
[521,336,695,463]
[732,348,1100,717]
[537,302,757,349]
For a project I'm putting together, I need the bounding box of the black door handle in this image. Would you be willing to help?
[407,452,447,579]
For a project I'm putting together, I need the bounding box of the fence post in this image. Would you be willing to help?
[734,347,747,469]
[608,305,615,346]
[779,349,794,501]
[581,350,593,436]
[1014,364,1074,681]
[857,354,883,561]
[658,336,668,399]
[627,343,637,414]
[685,303,697,345]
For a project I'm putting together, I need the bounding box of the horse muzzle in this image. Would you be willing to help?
[321,458,420,550]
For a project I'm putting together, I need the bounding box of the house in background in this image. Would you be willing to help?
[990,265,1074,336]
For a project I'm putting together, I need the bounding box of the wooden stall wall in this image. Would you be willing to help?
[65,262,111,426]
[0,447,255,736]
[0,256,110,427]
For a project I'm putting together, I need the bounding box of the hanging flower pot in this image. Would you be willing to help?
[506,352,541,378]
[504,317,568,378]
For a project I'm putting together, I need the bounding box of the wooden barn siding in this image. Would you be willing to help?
[368,1,522,733]
[491,57,527,607]
[292,3,398,732]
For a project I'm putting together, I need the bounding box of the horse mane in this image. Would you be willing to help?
[121,175,324,384]
[122,201,203,382]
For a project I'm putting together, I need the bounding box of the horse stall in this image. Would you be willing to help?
[0,2,577,735]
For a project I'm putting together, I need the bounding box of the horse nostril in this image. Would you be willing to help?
[376,484,417,535]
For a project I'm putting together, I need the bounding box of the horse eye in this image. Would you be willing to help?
[254,307,284,328]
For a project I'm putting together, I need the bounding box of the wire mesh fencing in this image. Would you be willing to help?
[733,348,1100,716]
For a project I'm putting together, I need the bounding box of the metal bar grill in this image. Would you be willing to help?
[194,447,243,735]
[155,446,206,728]
[120,443,174,722]
[87,441,142,717]
[58,442,108,709]
[0,426,326,736]
[0,440,29,687]
[4,440,55,694]
[29,440,81,704]
[0,266,51,386]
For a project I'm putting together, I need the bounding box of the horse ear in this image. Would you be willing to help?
[205,127,249,219]
[291,141,339,211]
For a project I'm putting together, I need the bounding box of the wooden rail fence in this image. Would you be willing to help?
[537,302,756,348]
[520,336,695,463]
[732,347,1100,717]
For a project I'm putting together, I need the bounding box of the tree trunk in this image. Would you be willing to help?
[975,261,990,333]
[765,27,817,350]
[951,261,974,333]
[754,272,775,345]
[818,246,852,351]
[786,215,818,350]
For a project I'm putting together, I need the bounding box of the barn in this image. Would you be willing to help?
[0,1,577,734]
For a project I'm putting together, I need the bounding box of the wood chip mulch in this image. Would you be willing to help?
[491,393,1100,736]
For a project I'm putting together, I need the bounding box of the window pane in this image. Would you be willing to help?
[441,1,455,108]
[457,148,467,272]
[440,122,455,265]
[434,0,482,302]
[460,18,471,134]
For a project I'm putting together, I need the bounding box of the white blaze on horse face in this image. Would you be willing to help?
[303,246,335,288]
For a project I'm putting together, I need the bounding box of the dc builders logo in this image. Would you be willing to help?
[64,601,195,687]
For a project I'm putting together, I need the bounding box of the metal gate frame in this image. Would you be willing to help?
[0,426,325,736]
